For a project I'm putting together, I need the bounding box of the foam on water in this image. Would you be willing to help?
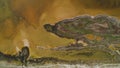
[22,39,30,47]
[0,63,120,68]
[16,46,21,52]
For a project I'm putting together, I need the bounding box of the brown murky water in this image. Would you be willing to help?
[1,0,120,57]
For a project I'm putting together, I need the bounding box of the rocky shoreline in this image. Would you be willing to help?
[0,51,119,65]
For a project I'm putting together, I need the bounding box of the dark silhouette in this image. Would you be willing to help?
[18,46,30,67]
